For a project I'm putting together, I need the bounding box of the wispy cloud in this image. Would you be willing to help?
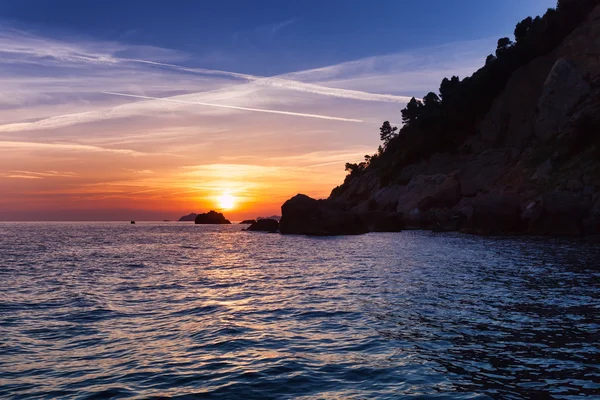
[101,91,364,122]
[2,170,78,180]
[0,23,495,219]
[0,140,177,156]
[270,18,297,34]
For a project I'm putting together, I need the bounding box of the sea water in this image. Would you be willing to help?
[0,222,598,399]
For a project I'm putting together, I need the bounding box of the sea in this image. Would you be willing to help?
[0,222,598,399]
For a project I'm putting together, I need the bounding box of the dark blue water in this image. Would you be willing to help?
[0,222,598,399]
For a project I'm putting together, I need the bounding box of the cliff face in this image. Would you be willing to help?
[328,5,600,236]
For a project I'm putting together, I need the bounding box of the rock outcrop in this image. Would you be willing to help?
[279,194,367,236]
[525,192,589,236]
[318,5,600,237]
[194,211,231,224]
[178,213,198,222]
[535,59,591,142]
[245,219,279,232]
[462,194,522,235]
[240,219,256,224]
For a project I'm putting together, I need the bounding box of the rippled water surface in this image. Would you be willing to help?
[0,222,599,399]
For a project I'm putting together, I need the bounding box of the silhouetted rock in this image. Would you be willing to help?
[583,195,600,234]
[462,194,522,235]
[535,59,591,142]
[300,5,600,237]
[245,218,279,232]
[359,211,404,232]
[257,215,281,222]
[240,219,256,224]
[194,211,231,224]
[526,192,589,236]
[279,194,367,236]
[178,213,198,222]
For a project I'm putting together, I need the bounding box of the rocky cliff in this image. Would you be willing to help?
[316,3,600,236]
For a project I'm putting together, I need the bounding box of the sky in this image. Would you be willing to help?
[0,0,556,221]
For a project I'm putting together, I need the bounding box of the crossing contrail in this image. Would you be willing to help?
[101,91,364,123]
[122,58,413,104]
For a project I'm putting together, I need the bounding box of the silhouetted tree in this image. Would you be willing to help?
[496,37,513,57]
[335,0,599,191]
[379,121,398,146]
[439,76,460,102]
[345,162,359,174]
[514,16,533,43]
[423,92,441,107]
[401,97,424,126]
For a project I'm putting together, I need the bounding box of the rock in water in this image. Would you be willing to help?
[526,191,589,236]
[462,194,522,235]
[279,194,367,236]
[178,213,198,222]
[240,219,256,224]
[194,211,231,224]
[245,219,279,232]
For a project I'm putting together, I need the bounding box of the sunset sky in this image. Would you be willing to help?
[0,0,555,221]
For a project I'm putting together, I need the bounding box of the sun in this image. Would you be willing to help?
[217,194,236,210]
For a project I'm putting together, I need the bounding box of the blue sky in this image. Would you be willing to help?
[0,0,559,220]
[1,0,556,75]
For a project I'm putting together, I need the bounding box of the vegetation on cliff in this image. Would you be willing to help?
[336,0,599,193]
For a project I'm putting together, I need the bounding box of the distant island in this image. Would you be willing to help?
[279,0,600,237]
[178,213,197,222]
[194,211,231,224]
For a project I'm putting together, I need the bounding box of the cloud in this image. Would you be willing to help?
[0,140,175,156]
[0,23,498,219]
[1,170,78,180]
[270,18,297,34]
[4,174,43,179]
[101,91,364,122]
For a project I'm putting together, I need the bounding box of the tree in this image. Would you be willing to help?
[401,97,424,126]
[514,16,533,43]
[379,121,398,146]
[439,76,460,102]
[485,54,496,66]
[345,162,359,174]
[423,92,441,107]
[496,37,513,57]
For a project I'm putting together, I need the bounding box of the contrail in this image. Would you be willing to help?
[122,58,412,103]
[101,91,364,123]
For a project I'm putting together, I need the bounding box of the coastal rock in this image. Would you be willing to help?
[240,219,256,224]
[372,185,405,211]
[480,56,554,148]
[527,191,589,236]
[330,170,381,205]
[280,194,367,236]
[462,194,522,235]
[178,213,198,222]
[535,59,591,142]
[257,215,281,222]
[531,159,553,181]
[194,211,231,224]
[245,218,279,232]
[358,211,404,232]
[458,149,512,196]
[395,173,461,214]
[583,196,600,234]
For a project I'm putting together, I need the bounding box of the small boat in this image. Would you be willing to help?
[130,220,136,224]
